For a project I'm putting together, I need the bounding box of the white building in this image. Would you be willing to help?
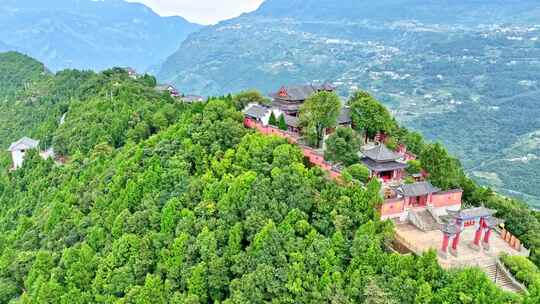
[8,137,40,169]
[243,103,285,126]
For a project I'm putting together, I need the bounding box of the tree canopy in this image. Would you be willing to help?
[349,91,395,142]
[299,91,341,148]
[0,52,537,303]
[324,127,361,166]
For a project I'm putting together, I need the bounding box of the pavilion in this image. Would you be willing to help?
[361,144,408,182]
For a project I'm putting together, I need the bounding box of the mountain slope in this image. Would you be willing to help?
[158,0,540,207]
[0,0,202,71]
[254,0,540,23]
[0,54,530,303]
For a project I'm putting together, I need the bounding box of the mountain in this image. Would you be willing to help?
[1,52,540,302]
[158,0,540,207]
[0,0,202,71]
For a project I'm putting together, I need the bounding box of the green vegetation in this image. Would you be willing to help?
[324,127,361,166]
[0,52,533,302]
[278,114,287,131]
[350,91,395,143]
[299,91,341,148]
[501,254,540,289]
[231,90,269,111]
[268,112,277,126]
[342,164,371,184]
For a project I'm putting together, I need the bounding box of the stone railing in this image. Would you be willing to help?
[498,228,529,255]
[408,210,427,232]
[496,257,529,294]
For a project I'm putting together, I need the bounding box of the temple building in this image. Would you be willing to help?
[8,137,39,169]
[380,181,463,222]
[361,144,408,182]
[181,95,205,103]
[269,83,336,116]
[156,84,181,97]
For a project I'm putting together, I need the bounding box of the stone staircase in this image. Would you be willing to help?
[482,262,526,293]
[409,210,440,232]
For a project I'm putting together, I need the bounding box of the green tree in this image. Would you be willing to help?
[299,91,341,148]
[349,91,394,143]
[232,90,269,110]
[406,159,422,175]
[278,114,287,131]
[343,164,371,184]
[324,127,361,166]
[268,112,277,126]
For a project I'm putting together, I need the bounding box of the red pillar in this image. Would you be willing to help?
[473,218,484,246]
[441,234,450,252]
[452,232,461,250]
[483,229,492,245]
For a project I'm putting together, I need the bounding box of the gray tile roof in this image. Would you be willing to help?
[270,83,335,101]
[361,158,408,172]
[362,144,401,162]
[284,114,300,128]
[8,137,39,151]
[398,181,440,197]
[182,95,204,103]
[244,104,269,119]
[447,206,497,220]
[338,107,351,124]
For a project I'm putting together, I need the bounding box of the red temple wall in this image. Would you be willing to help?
[381,198,406,216]
[432,190,462,208]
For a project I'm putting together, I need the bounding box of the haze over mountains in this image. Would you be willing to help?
[158,0,540,207]
[0,0,202,71]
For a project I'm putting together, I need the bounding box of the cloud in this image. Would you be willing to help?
[126,0,264,25]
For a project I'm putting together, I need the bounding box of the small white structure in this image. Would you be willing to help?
[8,137,40,169]
[243,103,285,126]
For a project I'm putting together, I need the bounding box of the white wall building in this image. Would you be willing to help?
[8,137,40,170]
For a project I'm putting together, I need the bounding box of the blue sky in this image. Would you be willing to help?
[126,0,264,25]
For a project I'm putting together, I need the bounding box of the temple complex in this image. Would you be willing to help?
[242,82,530,292]
[269,83,336,116]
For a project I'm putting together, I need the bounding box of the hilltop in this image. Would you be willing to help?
[0,0,202,71]
[0,52,540,302]
[157,0,540,207]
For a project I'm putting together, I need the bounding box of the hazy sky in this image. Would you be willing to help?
[127,0,265,25]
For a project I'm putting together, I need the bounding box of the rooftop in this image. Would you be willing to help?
[362,157,408,172]
[362,144,402,162]
[338,107,352,124]
[398,181,441,197]
[182,95,205,103]
[244,104,269,119]
[284,114,300,128]
[447,206,498,220]
[8,137,39,152]
[269,83,335,102]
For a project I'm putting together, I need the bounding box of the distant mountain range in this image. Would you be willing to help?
[157,0,540,207]
[0,0,203,71]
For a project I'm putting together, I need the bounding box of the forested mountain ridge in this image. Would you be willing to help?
[254,0,540,24]
[1,52,540,302]
[158,0,540,208]
[0,0,202,72]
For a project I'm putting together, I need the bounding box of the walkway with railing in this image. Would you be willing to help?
[244,118,343,180]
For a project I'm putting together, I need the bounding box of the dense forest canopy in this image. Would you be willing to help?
[1,52,540,303]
